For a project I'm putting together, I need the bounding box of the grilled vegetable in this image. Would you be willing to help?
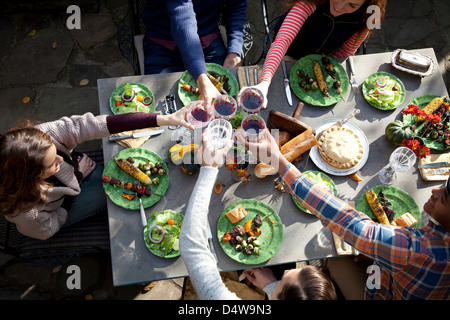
[313,60,329,97]
[417,96,446,122]
[182,83,200,95]
[114,157,152,185]
[365,189,390,225]
[207,73,227,94]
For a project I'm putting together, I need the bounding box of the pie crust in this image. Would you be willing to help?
[318,126,364,169]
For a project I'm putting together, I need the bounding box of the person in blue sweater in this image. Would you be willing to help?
[142,0,247,104]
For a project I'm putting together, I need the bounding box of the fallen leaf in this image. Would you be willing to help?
[348,172,363,182]
[214,181,222,194]
[52,41,58,49]
[144,282,158,291]
[84,294,93,300]
[28,29,37,36]
[22,96,31,104]
[79,78,89,86]
[242,174,251,186]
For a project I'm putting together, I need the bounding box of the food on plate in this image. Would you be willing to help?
[296,69,318,92]
[395,50,431,72]
[181,83,200,95]
[112,83,153,114]
[313,60,330,97]
[225,204,248,224]
[392,212,417,227]
[222,213,264,256]
[322,55,343,95]
[318,126,363,169]
[114,157,152,185]
[122,192,135,201]
[255,130,318,178]
[363,74,403,108]
[377,190,396,222]
[417,96,446,122]
[365,189,390,225]
[144,210,183,257]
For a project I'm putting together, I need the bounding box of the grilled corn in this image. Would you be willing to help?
[114,157,152,185]
[313,60,329,97]
[365,189,390,225]
[417,96,446,122]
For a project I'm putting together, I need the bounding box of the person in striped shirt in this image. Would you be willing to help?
[248,0,387,108]
[240,131,450,299]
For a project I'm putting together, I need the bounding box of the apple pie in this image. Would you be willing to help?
[318,126,364,169]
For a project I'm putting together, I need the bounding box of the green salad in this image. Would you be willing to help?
[144,210,183,258]
[363,72,405,110]
[113,83,154,114]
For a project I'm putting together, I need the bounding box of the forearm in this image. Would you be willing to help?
[106,112,158,134]
[180,166,239,300]
[223,0,247,55]
[332,30,369,58]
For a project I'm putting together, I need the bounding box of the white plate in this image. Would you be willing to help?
[310,119,369,176]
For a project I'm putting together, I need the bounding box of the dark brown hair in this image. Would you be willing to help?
[277,265,338,300]
[0,122,53,217]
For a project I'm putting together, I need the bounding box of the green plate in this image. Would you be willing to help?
[356,185,421,228]
[289,54,349,106]
[177,63,239,106]
[102,148,169,210]
[109,82,155,115]
[362,72,406,110]
[292,171,337,215]
[143,210,184,258]
[217,199,283,265]
[402,94,450,150]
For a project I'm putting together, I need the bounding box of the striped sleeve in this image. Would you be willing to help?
[259,1,316,82]
[332,29,370,58]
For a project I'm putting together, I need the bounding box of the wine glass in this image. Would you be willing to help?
[212,95,237,120]
[240,114,267,142]
[178,100,213,144]
[237,87,264,114]
[378,146,416,185]
[206,118,232,149]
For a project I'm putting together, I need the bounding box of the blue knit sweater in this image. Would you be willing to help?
[142,0,247,80]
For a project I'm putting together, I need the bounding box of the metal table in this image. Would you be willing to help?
[98,48,448,287]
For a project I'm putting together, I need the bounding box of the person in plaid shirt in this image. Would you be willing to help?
[240,131,450,300]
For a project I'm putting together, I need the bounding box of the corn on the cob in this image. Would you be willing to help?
[207,73,227,94]
[313,60,329,97]
[365,190,390,225]
[417,96,446,122]
[114,157,152,185]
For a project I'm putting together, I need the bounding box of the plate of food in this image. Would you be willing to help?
[402,94,450,150]
[110,82,155,115]
[143,210,183,258]
[217,199,283,265]
[289,54,349,106]
[356,185,421,228]
[102,148,169,210]
[177,63,239,106]
[362,72,406,110]
[310,119,369,176]
[292,171,337,214]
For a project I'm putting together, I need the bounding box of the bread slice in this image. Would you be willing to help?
[392,212,417,227]
[225,204,248,224]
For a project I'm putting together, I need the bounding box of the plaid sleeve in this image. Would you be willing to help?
[280,163,421,273]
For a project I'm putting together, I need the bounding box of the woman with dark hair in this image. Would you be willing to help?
[0,109,192,240]
[244,0,387,108]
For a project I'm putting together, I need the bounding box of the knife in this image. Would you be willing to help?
[245,67,250,86]
[418,162,450,169]
[281,60,293,106]
[206,222,218,264]
[253,68,258,85]
[108,129,164,142]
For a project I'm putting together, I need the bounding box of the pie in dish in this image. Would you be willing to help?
[318,126,364,169]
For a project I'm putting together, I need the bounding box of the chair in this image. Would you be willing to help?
[117,0,254,75]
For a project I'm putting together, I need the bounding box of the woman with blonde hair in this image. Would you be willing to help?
[245,0,387,108]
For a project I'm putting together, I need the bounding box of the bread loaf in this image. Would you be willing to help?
[225,204,248,224]
[392,212,417,227]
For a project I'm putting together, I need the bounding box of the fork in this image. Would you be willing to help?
[348,56,359,98]
[431,169,450,175]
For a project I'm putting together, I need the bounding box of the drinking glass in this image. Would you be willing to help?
[206,118,233,149]
[378,146,416,185]
[178,100,213,144]
[212,95,237,120]
[240,114,267,142]
[237,87,264,114]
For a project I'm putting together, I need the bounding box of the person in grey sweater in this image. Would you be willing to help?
[0,108,192,240]
[179,131,337,300]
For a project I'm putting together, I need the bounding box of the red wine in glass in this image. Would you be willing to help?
[215,101,235,117]
[238,88,264,113]
[191,107,210,122]
[242,119,264,133]
[241,114,266,142]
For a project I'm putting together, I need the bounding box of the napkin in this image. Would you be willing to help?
[237,65,262,88]
[109,127,161,149]
[332,200,359,255]
[418,153,450,181]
